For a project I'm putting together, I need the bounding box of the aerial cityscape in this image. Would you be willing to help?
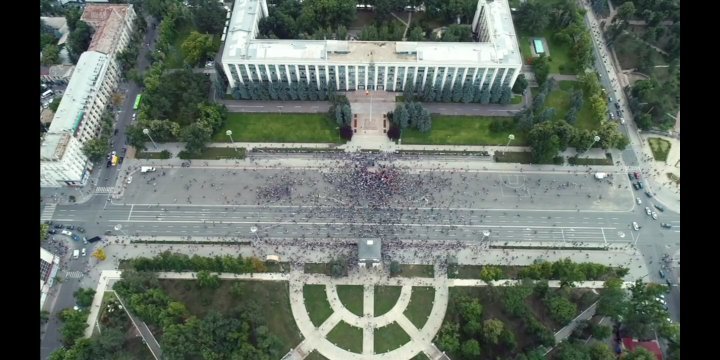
[40,0,679,359]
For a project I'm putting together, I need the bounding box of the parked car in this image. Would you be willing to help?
[127,176,133,184]
[661,223,672,229]
[658,270,666,278]
[81,248,87,257]
[651,212,658,220]
[645,191,652,198]
[48,229,57,235]
[632,222,640,231]
[61,229,72,236]
[645,207,651,215]
[66,225,75,230]
[654,204,665,212]
[637,182,643,189]
[636,197,642,205]
[53,224,63,229]
[71,234,80,241]
[77,227,85,233]
[632,183,640,190]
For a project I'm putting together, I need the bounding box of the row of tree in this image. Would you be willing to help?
[126,250,269,274]
[116,14,148,73]
[517,258,629,284]
[409,80,513,105]
[81,110,114,162]
[389,101,432,133]
[328,96,354,140]
[233,80,338,102]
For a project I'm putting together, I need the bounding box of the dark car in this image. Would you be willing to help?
[87,236,102,243]
[661,223,672,229]
[53,224,63,229]
[114,129,118,135]
[632,183,639,190]
[645,191,652,198]
[636,182,643,189]
[48,229,57,234]
[71,234,80,241]
[659,270,665,278]
[654,204,665,212]
[628,173,634,180]
[665,279,673,288]
[77,227,86,233]
[66,225,75,230]
[106,160,112,168]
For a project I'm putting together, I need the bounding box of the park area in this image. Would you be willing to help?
[401,116,527,146]
[545,81,599,131]
[648,137,671,161]
[159,279,304,351]
[518,31,574,74]
[213,113,343,144]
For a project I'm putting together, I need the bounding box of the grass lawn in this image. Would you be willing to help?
[304,285,334,327]
[545,81,599,131]
[326,321,363,353]
[453,265,524,280]
[158,280,303,351]
[403,287,435,329]
[375,286,402,317]
[374,322,411,353]
[398,264,434,278]
[613,33,668,70]
[336,285,364,317]
[304,263,331,275]
[568,153,613,165]
[401,116,527,146]
[214,113,342,144]
[411,352,431,360]
[135,150,168,159]
[511,95,523,104]
[494,151,533,164]
[518,30,575,74]
[183,147,246,160]
[648,137,671,161]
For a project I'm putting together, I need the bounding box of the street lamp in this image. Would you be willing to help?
[226,130,237,152]
[586,135,601,156]
[114,224,129,238]
[505,134,515,154]
[142,128,158,149]
[250,226,259,241]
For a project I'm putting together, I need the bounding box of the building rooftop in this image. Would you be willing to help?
[223,0,521,66]
[81,4,133,55]
[358,239,382,261]
[40,133,72,160]
[621,338,663,360]
[48,51,108,134]
[48,64,76,79]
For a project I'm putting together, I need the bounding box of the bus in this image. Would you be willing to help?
[133,94,142,110]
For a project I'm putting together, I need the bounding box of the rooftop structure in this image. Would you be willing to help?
[40,247,60,310]
[621,338,663,360]
[221,0,522,92]
[223,0,520,66]
[358,239,382,268]
[47,51,109,136]
[81,4,135,55]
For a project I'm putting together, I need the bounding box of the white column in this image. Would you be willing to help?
[315,65,320,88]
[488,67,499,88]
[260,0,269,17]
[432,66,439,87]
[508,66,521,89]
[479,68,488,87]
[305,65,311,84]
[422,66,428,89]
[498,68,508,87]
[325,66,329,87]
[402,66,409,90]
[285,64,291,83]
[354,65,359,90]
[413,66,419,87]
[461,68,469,86]
[392,66,399,91]
[254,64,263,81]
[243,64,252,82]
[295,65,301,83]
[264,64,272,82]
[345,65,349,91]
[450,67,459,88]
[471,67,479,83]
[364,65,369,89]
[441,67,449,90]
[383,66,389,90]
[373,66,378,89]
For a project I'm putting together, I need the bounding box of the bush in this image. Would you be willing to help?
[340,125,353,140]
[159,150,171,159]
[387,126,400,140]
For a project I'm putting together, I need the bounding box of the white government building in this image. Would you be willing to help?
[220,0,522,92]
[40,4,136,187]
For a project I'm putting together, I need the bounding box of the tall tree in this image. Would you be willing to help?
[512,74,528,94]
[515,1,551,34]
[408,26,425,41]
[190,0,227,34]
[181,31,214,66]
[533,55,550,86]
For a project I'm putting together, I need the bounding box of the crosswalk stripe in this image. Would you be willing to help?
[95,187,115,194]
[41,204,57,221]
[64,271,84,279]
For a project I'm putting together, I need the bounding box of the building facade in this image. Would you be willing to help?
[220,0,522,93]
[40,4,136,188]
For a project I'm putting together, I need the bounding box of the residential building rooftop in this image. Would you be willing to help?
[81,4,133,55]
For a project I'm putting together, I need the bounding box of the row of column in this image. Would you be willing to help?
[229,63,519,92]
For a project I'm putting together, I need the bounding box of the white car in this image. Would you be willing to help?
[81,248,87,257]
[636,197,642,205]
[652,212,658,220]
[645,207,652,216]
[61,229,72,236]
[632,222,640,231]
[127,176,133,184]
